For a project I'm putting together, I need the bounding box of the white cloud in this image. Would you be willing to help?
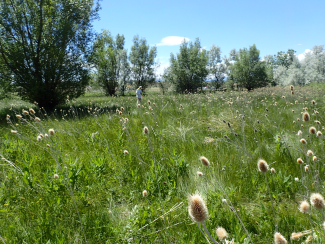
[297,49,312,61]
[156,36,190,46]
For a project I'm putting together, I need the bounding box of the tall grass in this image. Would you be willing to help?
[1,85,325,243]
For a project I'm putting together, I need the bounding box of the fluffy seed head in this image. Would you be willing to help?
[16,114,22,119]
[297,158,304,164]
[322,221,325,230]
[305,166,309,172]
[35,117,41,122]
[200,156,210,166]
[290,85,294,91]
[295,177,299,182]
[291,232,303,240]
[216,227,228,240]
[37,135,42,141]
[299,200,310,213]
[313,156,317,161]
[310,193,325,210]
[274,232,287,244]
[307,150,313,156]
[300,138,307,144]
[271,168,276,174]
[143,126,149,134]
[54,174,59,179]
[309,127,316,134]
[302,112,310,122]
[317,131,322,137]
[311,100,315,105]
[142,190,147,197]
[123,150,129,155]
[22,110,29,115]
[188,194,209,223]
[29,108,35,114]
[49,129,55,135]
[197,171,203,176]
[257,159,268,173]
[297,130,302,135]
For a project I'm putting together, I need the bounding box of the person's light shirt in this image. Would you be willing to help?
[136,89,142,98]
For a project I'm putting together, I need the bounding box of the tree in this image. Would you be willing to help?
[165,38,209,93]
[274,49,296,69]
[303,45,325,83]
[208,45,227,89]
[90,31,129,95]
[0,0,100,109]
[129,35,157,91]
[229,44,270,90]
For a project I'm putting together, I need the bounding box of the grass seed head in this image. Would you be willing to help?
[310,193,325,210]
[29,108,35,114]
[216,227,228,240]
[309,127,316,134]
[142,190,148,197]
[257,159,268,173]
[291,232,303,240]
[49,129,55,135]
[199,156,210,166]
[299,200,310,213]
[302,112,310,122]
[188,194,209,223]
[274,232,287,244]
[297,158,304,164]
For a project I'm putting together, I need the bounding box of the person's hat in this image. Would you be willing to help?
[139,86,142,89]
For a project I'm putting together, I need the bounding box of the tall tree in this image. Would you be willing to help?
[166,38,209,93]
[0,0,100,109]
[208,45,227,89]
[229,44,270,90]
[90,31,129,95]
[129,35,157,91]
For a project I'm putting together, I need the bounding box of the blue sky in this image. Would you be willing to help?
[92,0,325,75]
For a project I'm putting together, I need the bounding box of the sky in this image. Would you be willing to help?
[92,0,325,75]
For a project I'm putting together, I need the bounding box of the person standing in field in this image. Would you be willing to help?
[136,86,142,104]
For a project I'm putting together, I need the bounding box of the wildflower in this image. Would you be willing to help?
[49,129,55,135]
[315,120,321,124]
[143,126,149,134]
[123,150,129,155]
[274,232,287,244]
[142,190,148,197]
[302,112,310,122]
[222,199,227,203]
[16,114,22,119]
[271,168,276,174]
[54,174,59,179]
[310,193,325,210]
[46,144,50,147]
[313,156,317,161]
[137,104,140,108]
[295,177,299,182]
[297,158,304,164]
[120,107,124,111]
[199,156,210,166]
[309,127,316,134]
[35,117,41,122]
[37,136,42,141]
[300,138,307,144]
[297,130,302,135]
[317,131,322,137]
[216,227,228,240]
[299,200,310,213]
[295,100,298,104]
[290,85,294,91]
[45,134,48,138]
[197,171,203,176]
[311,100,315,105]
[11,130,17,134]
[257,159,268,173]
[323,221,325,230]
[188,194,209,223]
[305,166,309,172]
[22,110,29,115]
[29,108,35,114]
[307,150,313,156]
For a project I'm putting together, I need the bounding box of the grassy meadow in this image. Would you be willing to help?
[1,85,325,243]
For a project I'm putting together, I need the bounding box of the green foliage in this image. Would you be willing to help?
[129,36,157,91]
[90,31,130,96]
[0,0,100,109]
[229,44,270,90]
[165,38,209,93]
